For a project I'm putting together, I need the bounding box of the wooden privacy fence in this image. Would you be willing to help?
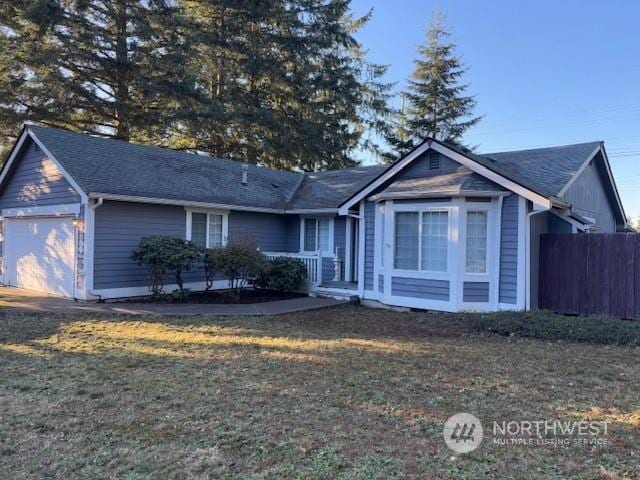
[539,233,640,318]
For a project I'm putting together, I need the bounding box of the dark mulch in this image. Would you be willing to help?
[120,289,307,305]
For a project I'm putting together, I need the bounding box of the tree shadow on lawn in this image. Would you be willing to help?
[1,306,640,478]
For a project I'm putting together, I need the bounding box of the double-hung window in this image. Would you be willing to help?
[189,211,226,248]
[394,210,449,272]
[303,218,331,253]
[465,211,488,273]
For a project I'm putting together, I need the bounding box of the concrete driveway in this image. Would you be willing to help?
[0,287,347,316]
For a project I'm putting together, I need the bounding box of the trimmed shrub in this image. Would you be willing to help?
[215,238,267,297]
[170,288,192,302]
[130,236,203,295]
[204,247,224,291]
[255,257,307,292]
[467,310,640,346]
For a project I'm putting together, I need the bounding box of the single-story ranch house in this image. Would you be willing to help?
[0,125,627,311]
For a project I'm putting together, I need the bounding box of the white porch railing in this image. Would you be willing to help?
[262,251,322,285]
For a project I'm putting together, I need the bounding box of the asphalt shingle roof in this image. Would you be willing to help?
[21,126,603,210]
[439,140,602,198]
[481,142,602,197]
[288,165,387,209]
[28,126,302,210]
[377,169,505,198]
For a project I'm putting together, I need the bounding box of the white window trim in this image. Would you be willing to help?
[463,208,490,275]
[185,207,229,248]
[375,198,502,311]
[389,203,454,280]
[299,216,334,255]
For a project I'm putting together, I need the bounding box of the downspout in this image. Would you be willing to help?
[89,198,104,302]
[494,195,504,311]
[524,204,550,310]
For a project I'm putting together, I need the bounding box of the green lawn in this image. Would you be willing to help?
[0,306,638,479]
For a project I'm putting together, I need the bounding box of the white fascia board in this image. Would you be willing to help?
[368,190,511,202]
[550,209,590,231]
[599,145,628,225]
[89,193,285,214]
[28,130,89,203]
[428,143,552,209]
[338,140,553,214]
[2,203,81,218]
[90,193,342,215]
[286,208,339,214]
[338,141,433,215]
[0,129,29,187]
[557,144,602,196]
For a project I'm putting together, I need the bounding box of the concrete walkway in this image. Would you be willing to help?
[0,287,347,316]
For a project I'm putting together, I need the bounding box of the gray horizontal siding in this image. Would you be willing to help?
[463,281,489,302]
[391,277,450,301]
[285,216,300,252]
[562,154,617,232]
[364,201,375,290]
[228,211,291,252]
[0,139,80,209]
[378,274,384,293]
[395,151,459,180]
[548,213,573,234]
[499,195,519,304]
[94,201,187,289]
[94,202,298,291]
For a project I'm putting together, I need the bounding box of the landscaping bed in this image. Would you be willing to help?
[120,289,307,304]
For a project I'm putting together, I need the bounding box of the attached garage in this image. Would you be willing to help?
[4,216,76,297]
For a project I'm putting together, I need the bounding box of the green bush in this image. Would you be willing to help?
[215,238,267,297]
[130,236,203,295]
[255,257,307,292]
[170,288,192,302]
[467,310,640,346]
[204,247,224,291]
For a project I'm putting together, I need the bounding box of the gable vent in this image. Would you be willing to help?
[33,143,41,152]
[428,152,440,170]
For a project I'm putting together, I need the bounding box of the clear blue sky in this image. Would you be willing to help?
[351,0,640,222]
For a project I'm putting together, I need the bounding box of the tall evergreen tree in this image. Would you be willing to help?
[175,0,393,171]
[0,0,195,151]
[389,11,481,157]
[0,1,392,170]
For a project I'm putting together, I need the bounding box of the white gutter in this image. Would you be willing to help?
[89,193,340,216]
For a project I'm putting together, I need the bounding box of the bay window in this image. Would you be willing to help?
[465,211,488,273]
[188,211,226,248]
[303,218,331,253]
[394,210,449,272]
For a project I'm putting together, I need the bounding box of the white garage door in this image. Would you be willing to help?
[5,217,76,297]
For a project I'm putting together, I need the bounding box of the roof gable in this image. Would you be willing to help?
[482,142,602,197]
[338,138,617,214]
[13,125,388,212]
[0,135,81,209]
